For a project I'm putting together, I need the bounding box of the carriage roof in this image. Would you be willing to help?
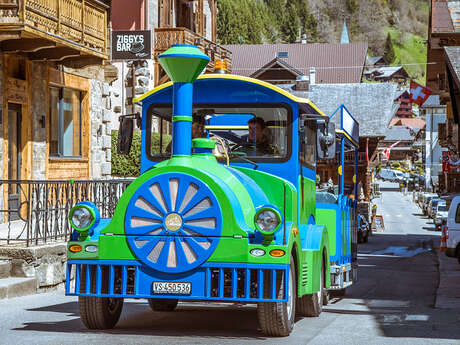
[133,74,326,118]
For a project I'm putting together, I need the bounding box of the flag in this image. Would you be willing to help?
[366,138,369,164]
[442,151,450,172]
[409,80,432,106]
[383,141,400,160]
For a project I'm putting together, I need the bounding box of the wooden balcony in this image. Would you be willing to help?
[0,0,109,68]
[154,27,232,85]
[318,151,368,166]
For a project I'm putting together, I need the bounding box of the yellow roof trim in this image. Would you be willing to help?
[335,129,359,147]
[133,81,173,103]
[133,74,324,115]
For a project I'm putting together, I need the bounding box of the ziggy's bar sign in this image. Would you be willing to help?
[111,30,151,60]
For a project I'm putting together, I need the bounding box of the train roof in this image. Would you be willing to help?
[133,74,326,117]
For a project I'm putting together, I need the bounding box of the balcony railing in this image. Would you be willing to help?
[0,0,109,61]
[318,152,367,166]
[0,179,133,247]
[154,27,232,84]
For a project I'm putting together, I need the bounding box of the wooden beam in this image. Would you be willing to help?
[1,38,56,53]
[29,47,81,61]
[0,32,21,42]
[60,55,104,69]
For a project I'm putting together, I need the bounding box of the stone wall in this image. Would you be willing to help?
[90,79,113,178]
[31,62,48,180]
[204,0,212,40]
[0,244,67,289]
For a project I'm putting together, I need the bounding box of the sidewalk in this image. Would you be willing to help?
[435,247,460,309]
[381,187,460,309]
[404,191,460,309]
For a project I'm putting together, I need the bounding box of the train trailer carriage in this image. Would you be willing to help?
[65,45,358,336]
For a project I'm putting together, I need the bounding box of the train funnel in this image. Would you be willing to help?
[158,44,210,157]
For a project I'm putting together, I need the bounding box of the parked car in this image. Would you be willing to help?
[434,203,448,231]
[357,214,370,243]
[428,198,444,219]
[378,169,405,183]
[445,196,460,264]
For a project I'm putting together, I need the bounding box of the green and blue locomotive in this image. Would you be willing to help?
[66,45,359,336]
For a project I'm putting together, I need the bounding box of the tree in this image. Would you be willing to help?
[217,0,269,44]
[297,0,319,42]
[383,32,395,64]
[281,2,299,43]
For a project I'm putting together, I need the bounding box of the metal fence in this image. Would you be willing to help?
[0,179,133,247]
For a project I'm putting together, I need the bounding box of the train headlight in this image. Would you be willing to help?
[69,202,97,232]
[255,207,281,235]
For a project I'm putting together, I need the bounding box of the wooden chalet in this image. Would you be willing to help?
[0,0,114,217]
[427,0,460,192]
[153,0,231,86]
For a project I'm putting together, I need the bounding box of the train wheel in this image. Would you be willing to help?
[79,296,124,329]
[296,260,324,317]
[78,266,124,329]
[148,299,178,312]
[257,256,296,337]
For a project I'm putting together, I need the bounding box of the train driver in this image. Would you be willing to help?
[245,117,275,155]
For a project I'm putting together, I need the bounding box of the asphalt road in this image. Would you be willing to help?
[0,182,459,345]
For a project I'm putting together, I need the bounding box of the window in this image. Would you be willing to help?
[49,87,82,157]
[300,120,316,169]
[147,104,291,162]
[455,204,460,223]
[147,109,172,158]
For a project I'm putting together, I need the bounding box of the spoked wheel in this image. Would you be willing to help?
[297,259,324,317]
[148,298,178,312]
[79,296,124,329]
[257,256,296,337]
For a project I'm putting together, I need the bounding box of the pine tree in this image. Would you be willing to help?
[383,32,395,64]
[281,2,300,43]
[297,0,318,42]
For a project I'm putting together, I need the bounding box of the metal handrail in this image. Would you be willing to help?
[0,179,133,247]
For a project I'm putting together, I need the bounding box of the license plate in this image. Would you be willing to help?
[152,281,192,295]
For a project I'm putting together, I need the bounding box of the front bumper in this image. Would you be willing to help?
[66,260,289,302]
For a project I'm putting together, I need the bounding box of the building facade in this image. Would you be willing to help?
[426,0,460,193]
[0,1,114,217]
[110,0,231,132]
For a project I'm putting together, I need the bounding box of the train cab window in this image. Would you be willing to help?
[300,120,316,169]
[148,110,172,158]
[147,104,291,162]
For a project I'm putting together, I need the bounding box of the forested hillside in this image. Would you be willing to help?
[217,0,429,81]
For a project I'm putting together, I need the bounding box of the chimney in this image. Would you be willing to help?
[296,75,310,91]
[309,67,316,85]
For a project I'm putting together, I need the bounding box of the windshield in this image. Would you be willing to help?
[437,205,447,212]
[147,104,291,162]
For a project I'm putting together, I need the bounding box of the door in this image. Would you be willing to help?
[7,103,21,221]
